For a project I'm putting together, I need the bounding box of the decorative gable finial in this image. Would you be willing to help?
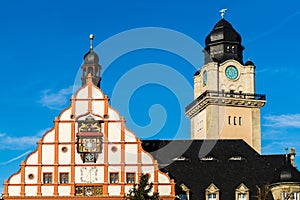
[89,34,94,50]
[219,8,227,19]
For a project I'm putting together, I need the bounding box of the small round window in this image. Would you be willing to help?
[111,146,118,152]
[62,147,68,153]
[28,174,34,180]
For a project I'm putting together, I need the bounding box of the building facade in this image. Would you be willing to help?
[3,15,300,200]
[186,18,266,153]
[2,36,175,199]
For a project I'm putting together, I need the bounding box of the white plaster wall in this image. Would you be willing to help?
[108,144,121,164]
[158,185,171,195]
[92,86,104,99]
[58,166,71,174]
[25,186,37,196]
[42,145,54,164]
[58,186,70,196]
[42,167,54,173]
[43,130,54,143]
[108,123,121,142]
[76,87,88,99]
[60,107,72,121]
[42,186,54,196]
[158,172,169,183]
[125,166,138,173]
[108,185,121,196]
[58,123,71,142]
[74,167,81,183]
[95,166,104,183]
[75,101,88,116]
[125,144,137,164]
[125,129,136,142]
[74,152,83,164]
[141,152,153,164]
[96,151,104,164]
[58,144,71,164]
[8,186,20,196]
[108,108,120,120]
[25,167,38,183]
[92,101,104,116]
[108,166,121,173]
[26,151,38,165]
[9,172,21,184]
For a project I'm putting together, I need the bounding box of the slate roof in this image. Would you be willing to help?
[142,140,300,200]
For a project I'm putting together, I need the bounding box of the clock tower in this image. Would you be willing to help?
[185,17,266,153]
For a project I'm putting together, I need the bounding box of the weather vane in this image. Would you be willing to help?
[219,8,227,19]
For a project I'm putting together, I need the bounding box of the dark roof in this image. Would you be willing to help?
[203,19,245,65]
[245,60,255,66]
[83,49,99,64]
[205,19,242,46]
[142,140,300,200]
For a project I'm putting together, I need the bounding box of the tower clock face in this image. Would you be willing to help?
[203,70,207,85]
[225,65,238,80]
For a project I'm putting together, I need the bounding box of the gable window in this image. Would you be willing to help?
[60,173,69,184]
[110,172,119,184]
[208,193,217,200]
[43,173,52,184]
[126,173,135,183]
[235,183,249,200]
[238,193,247,200]
[206,183,219,200]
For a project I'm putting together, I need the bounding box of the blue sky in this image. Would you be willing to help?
[1,0,300,193]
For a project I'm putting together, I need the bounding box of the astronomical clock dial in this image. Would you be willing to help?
[203,70,207,86]
[80,166,98,183]
[225,65,239,80]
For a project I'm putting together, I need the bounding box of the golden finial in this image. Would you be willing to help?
[89,34,94,50]
[219,8,227,19]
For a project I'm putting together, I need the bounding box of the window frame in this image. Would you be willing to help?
[43,172,52,184]
[126,172,135,184]
[110,172,119,184]
[60,172,69,184]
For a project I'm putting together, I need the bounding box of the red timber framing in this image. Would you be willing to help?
[3,74,175,200]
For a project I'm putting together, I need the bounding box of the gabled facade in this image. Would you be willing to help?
[2,37,175,199]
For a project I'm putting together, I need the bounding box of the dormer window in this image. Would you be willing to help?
[172,156,189,161]
[206,183,220,200]
[208,193,217,200]
[236,183,249,200]
[229,156,246,161]
[200,156,217,161]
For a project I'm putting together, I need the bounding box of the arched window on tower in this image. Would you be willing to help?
[88,67,93,75]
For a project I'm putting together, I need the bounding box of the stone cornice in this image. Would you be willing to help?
[186,92,266,118]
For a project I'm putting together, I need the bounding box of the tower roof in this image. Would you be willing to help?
[204,18,245,64]
[81,34,102,87]
[83,34,99,65]
[83,50,99,64]
[205,18,242,46]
